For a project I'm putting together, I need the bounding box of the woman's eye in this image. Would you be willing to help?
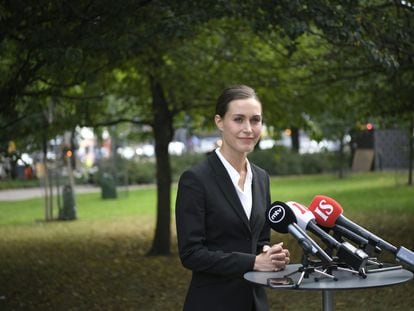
[234,117,243,123]
[251,118,261,124]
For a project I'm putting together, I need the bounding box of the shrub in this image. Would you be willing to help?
[0,149,351,189]
[123,159,156,184]
[171,153,207,182]
[248,147,350,176]
[95,157,156,186]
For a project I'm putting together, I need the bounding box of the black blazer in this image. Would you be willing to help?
[175,152,271,311]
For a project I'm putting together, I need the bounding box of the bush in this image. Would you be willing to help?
[94,157,156,186]
[88,148,351,186]
[0,149,350,190]
[0,178,39,190]
[123,159,156,184]
[248,147,350,176]
[171,153,207,182]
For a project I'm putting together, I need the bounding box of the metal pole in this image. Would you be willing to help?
[322,290,334,311]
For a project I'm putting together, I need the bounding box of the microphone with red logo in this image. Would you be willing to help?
[265,201,333,264]
[308,195,414,270]
[285,201,369,271]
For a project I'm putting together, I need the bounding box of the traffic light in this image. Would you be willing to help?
[65,149,73,158]
[366,123,374,131]
[62,146,73,159]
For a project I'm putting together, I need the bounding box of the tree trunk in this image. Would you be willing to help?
[337,134,345,179]
[290,126,300,153]
[147,76,173,256]
[42,135,51,221]
[408,115,413,186]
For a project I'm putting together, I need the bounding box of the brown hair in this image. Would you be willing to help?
[215,85,261,118]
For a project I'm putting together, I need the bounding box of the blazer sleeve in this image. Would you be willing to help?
[175,169,256,277]
[255,171,271,254]
[252,164,271,254]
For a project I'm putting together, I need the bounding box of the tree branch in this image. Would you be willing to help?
[82,117,152,128]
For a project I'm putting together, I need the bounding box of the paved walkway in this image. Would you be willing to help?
[0,184,148,201]
[0,185,100,201]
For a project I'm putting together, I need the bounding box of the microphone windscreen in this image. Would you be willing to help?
[285,201,315,230]
[308,195,343,228]
[265,201,296,233]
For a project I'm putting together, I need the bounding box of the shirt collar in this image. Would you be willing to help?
[215,148,252,185]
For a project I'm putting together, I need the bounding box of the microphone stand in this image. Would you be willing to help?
[283,250,368,288]
[283,254,337,288]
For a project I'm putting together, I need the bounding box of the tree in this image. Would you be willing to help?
[96,15,305,255]
[3,1,412,258]
[243,1,414,181]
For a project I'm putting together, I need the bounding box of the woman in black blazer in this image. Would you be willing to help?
[176,85,290,311]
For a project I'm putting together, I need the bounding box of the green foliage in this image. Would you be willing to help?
[2,0,413,256]
[124,160,157,185]
[2,0,413,156]
[99,149,349,186]
[0,179,39,190]
[248,147,349,176]
[95,157,157,186]
[170,153,207,181]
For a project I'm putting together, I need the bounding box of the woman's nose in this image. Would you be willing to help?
[243,121,252,133]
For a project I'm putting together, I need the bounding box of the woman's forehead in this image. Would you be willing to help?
[227,98,262,114]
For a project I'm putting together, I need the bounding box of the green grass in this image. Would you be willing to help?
[269,171,413,211]
[0,187,158,226]
[0,172,413,310]
[1,171,412,226]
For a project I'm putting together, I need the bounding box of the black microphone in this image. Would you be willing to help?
[332,224,370,247]
[332,224,381,256]
[285,201,369,271]
[266,201,333,264]
[309,195,414,270]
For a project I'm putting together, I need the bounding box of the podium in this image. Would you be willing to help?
[244,264,413,311]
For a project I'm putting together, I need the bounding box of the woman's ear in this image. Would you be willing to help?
[214,115,223,131]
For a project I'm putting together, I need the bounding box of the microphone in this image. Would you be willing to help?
[332,224,381,256]
[265,201,333,264]
[332,224,370,247]
[285,201,369,271]
[309,195,414,269]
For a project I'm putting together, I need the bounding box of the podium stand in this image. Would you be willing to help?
[244,264,413,311]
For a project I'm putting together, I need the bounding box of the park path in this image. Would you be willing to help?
[0,185,100,201]
[0,184,148,201]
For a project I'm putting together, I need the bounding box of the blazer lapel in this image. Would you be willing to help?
[208,153,251,232]
[249,169,262,233]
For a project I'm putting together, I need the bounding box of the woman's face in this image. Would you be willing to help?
[215,97,263,155]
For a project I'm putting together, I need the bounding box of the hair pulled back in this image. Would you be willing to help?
[215,85,260,118]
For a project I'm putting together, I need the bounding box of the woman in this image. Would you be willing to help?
[175,85,290,311]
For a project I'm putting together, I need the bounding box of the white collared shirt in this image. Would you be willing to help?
[215,148,253,220]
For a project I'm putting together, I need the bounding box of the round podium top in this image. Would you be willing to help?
[244,264,413,291]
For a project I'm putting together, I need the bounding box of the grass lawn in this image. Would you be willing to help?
[0,172,413,310]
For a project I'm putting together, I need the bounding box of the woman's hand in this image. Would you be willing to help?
[253,242,290,272]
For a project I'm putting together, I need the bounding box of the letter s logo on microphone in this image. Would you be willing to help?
[268,205,285,224]
[313,199,333,221]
